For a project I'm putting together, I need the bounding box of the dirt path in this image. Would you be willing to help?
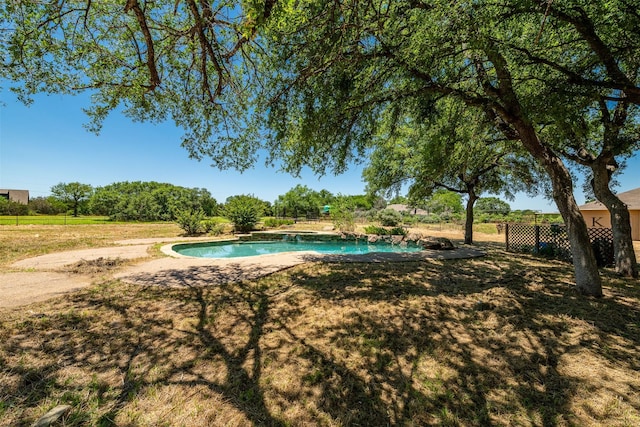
[11,245,154,270]
[0,272,93,308]
[0,239,485,309]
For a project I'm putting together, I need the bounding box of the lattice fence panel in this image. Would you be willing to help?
[588,228,615,267]
[505,223,537,254]
[505,224,614,267]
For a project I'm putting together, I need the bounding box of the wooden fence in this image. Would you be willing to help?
[505,223,615,267]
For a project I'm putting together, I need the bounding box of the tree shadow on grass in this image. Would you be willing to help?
[281,252,640,425]
[1,264,287,425]
[1,250,639,425]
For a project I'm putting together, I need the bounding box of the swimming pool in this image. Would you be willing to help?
[172,239,423,259]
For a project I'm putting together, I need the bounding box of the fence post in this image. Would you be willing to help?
[534,225,540,254]
[505,223,510,251]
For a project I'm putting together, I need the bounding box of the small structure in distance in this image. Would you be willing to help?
[0,189,29,205]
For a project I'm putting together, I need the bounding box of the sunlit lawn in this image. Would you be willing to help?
[0,223,639,426]
[0,215,115,226]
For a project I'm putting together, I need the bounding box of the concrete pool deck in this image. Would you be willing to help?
[1,237,485,308]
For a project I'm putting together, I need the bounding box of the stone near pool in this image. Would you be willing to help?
[418,237,456,250]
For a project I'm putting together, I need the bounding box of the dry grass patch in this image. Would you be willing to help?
[0,223,183,268]
[1,248,639,426]
[66,257,128,276]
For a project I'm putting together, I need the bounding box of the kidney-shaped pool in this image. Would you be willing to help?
[172,239,423,259]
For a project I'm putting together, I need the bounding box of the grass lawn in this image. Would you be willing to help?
[1,223,639,426]
[0,215,116,226]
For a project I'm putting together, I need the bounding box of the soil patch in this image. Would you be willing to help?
[0,272,90,308]
[67,257,126,275]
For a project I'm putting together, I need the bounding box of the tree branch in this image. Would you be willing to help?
[124,0,161,89]
[547,3,640,103]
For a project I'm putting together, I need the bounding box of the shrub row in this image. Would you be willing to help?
[363,225,408,236]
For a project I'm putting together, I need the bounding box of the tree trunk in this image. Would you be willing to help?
[466,45,601,295]
[591,162,638,278]
[464,189,478,245]
[515,124,603,296]
[552,173,603,296]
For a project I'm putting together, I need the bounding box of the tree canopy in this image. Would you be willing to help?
[90,181,216,221]
[275,185,333,218]
[476,198,511,216]
[546,95,640,277]
[1,0,272,169]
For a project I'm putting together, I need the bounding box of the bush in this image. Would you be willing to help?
[363,225,406,236]
[28,196,67,215]
[417,214,441,224]
[377,209,402,226]
[175,209,205,235]
[202,218,225,236]
[364,209,379,222]
[330,197,356,232]
[224,195,263,233]
[0,200,28,215]
[388,226,407,236]
[401,214,418,225]
[364,225,388,235]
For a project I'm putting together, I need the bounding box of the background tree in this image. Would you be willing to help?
[223,194,265,233]
[50,182,93,217]
[365,98,539,244]
[476,198,511,217]
[275,185,331,219]
[342,195,376,211]
[424,191,464,216]
[89,181,217,221]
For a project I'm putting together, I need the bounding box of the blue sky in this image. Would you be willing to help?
[1,88,638,211]
[0,90,367,204]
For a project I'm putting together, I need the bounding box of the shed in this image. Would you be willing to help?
[579,188,640,241]
[0,189,29,205]
[386,204,429,216]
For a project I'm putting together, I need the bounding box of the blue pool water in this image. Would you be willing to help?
[174,240,423,259]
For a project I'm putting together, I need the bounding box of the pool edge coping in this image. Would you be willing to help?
[160,236,487,263]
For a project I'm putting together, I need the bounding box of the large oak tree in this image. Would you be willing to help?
[364,98,540,244]
[256,1,619,296]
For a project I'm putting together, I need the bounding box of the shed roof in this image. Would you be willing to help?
[579,187,640,211]
[386,204,429,215]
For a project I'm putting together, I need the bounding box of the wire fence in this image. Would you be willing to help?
[505,223,615,267]
[0,215,113,226]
